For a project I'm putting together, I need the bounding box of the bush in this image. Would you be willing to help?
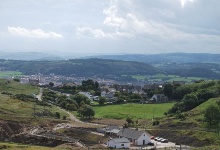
[55,112,60,119]
[1,91,13,95]
[153,120,160,126]
[62,116,67,120]
[13,78,20,82]
[176,112,186,120]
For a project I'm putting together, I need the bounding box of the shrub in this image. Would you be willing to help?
[153,120,160,126]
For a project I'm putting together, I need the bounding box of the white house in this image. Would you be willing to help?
[117,128,151,146]
[150,94,168,102]
[108,138,130,149]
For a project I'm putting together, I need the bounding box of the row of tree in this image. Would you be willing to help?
[42,89,95,118]
[167,81,220,114]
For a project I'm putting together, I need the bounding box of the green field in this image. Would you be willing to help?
[93,103,175,119]
[0,71,22,77]
[0,78,38,95]
[132,74,203,82]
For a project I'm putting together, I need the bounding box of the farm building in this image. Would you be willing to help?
[117,128,151,146]
[97,125,120,137]
[108,137,130,149]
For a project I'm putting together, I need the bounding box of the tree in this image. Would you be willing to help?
[59,101,67,109]
[204,104,220,125]
[62,116,67,120]
[74,94,90,106]
[49,82,54,87]
[55,112,60,119]
[78,105,95,118]
[13,78,20,82]
[163,83,173,98]
[181,94,198,111]
[66,104,78,111]
[98,97,106,105]
[94,81,99,90]
[197,90,218,103]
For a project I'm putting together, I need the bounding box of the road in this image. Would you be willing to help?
[30,127,85,148]
[36,88,42,101]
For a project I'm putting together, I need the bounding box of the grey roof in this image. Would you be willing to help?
[104,125,119,132]
[112,138,130,143]
[111,129,120,134]
[117,128,146,140]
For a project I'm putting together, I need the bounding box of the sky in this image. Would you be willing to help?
[0,0,220,55]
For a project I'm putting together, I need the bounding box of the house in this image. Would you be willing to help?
[108,138,130,149]
[91,96,99,101]
[144,83,163,90]
[117,128,151,146]
[97,125,120,134]
[29,78,40,85]
[79,92,92,100]
[150,94,168,102]
[101,91,115,99]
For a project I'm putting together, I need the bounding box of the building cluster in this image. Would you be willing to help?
[97,125,152,149]
[17,74,186,103]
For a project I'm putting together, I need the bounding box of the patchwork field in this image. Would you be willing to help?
[93,103,175,119]
[131,74,203,82]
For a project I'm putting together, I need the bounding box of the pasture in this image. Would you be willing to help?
[0,78,38,95]
[132,74,203,82]
[0,71,22,77]
[93,103,175,119]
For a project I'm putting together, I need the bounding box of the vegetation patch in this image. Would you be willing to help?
[0,71,22,77]
[132,74,203,82]
[93,103,175,119]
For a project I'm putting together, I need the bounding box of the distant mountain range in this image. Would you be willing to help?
[0,52,62,61]
[86,53,220,64]
[0,52,220,64]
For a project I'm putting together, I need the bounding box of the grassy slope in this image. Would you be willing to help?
[0,142,83,150]
[0,142,56,150]
[185,98,220,145]
[156,98,220,147]
[0,79,38,95]
[0,78,68,123]
[0,79,71,149]
[93,103,175,119]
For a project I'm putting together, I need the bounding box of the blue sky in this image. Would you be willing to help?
[0,0,220,54]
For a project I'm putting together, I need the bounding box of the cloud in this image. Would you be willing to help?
[76,27,132,39]
[76,0,220,48]
[8,26,63,39]
[178,0,195,8]
[76,27,108,39]
[103,5,127,29]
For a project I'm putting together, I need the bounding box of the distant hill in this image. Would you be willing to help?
[87,53,220,64]
[0,52,62,61]
[0,52,220,80]
[0,59,159,78]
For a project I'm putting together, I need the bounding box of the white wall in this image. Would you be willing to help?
[136,133,151,145]
[108,140,130,149]
[115,143,130,149]
[108,140,115,148]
